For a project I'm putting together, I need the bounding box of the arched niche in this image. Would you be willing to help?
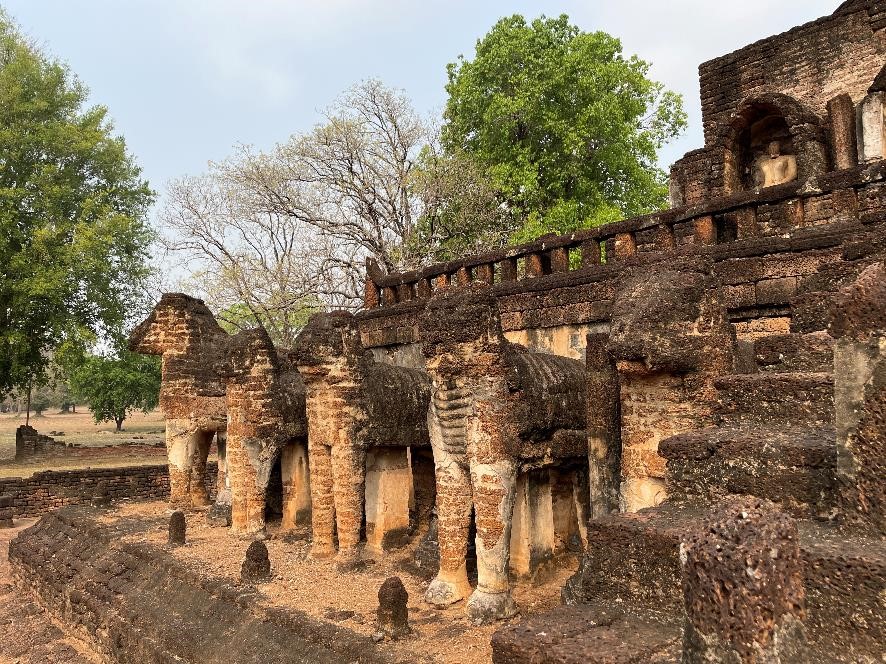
[720,94,829,195]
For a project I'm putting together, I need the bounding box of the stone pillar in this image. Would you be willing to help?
[280,440,311,532]
[857,92,885,163]
[550,467,580,554]
[365,447,412,554]
[586,333,620,518]
[410,448,437,535]
[214,430,231,506]
[168,510,186,546]
[828,94,858,170]
[681,498,808,663]
[828,263,885,533]
[509,469,554,579]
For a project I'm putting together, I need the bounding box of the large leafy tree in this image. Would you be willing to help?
[69,350,160,431]
[443,14,687,240]
[0,13,154,395]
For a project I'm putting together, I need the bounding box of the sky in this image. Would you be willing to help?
[5,0,839,235]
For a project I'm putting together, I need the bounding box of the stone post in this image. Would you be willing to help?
[828,262,885,533]
[168,510,186,546]
[365,447,412,554]
[241,540,271,583]
[857,92,885,163]
[585,333,620,518]
[280,440,312,532]
[681,498,808,663]
[827,94,858,170]
[376,576,410,640]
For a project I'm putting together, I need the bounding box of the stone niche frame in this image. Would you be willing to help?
[720,93,829,195]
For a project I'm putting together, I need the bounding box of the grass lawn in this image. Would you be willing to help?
[0,409,168,477]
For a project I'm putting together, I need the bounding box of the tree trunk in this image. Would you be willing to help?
[25,381,31,426]
[115,417,124,432]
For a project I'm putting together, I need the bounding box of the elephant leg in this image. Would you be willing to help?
[330,436,366,562]
[165,419,202,510]
[189,430,213,507]
[309,441,336,558]
[424,448,473,607]
[466,458,518,624]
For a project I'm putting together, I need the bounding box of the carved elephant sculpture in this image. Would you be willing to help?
[418,283,587,624]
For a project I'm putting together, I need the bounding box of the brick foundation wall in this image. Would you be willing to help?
[0,462,218,517]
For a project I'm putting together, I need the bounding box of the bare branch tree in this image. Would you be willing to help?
[161,80,512,338]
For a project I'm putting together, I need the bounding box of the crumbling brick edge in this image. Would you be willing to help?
[9,507,395,664]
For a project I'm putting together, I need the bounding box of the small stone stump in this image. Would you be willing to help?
[90,481,111,508]
[681,497,807,663]
[168,510,186,546]
[0,495,14,528]
[375,576,410,641]
[240,540,271,583]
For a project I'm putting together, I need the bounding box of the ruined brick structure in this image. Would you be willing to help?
[29,1,876,661]
[129,293,229,509]
[216,327,308,535]
[292,312,432,562]
[14,425,67,460]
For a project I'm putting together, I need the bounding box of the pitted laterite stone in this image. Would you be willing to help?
[241,540,272,583]
[681,497,808,663]
[168,510,186,546]
[376,576,410,640]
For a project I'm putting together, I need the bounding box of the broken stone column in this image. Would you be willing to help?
[586,333,621,518]
[681,498,808,663]
[828,262,885,533]
[168,510,186,546]
[241,540,271,583]
[280,440,311,533]
[376,576,410,640]
[0,495,14,528]
[827,94,858,170]
[856,92,885,163]
[365,447,412,554]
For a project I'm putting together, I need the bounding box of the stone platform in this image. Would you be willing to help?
[8,502,578,664]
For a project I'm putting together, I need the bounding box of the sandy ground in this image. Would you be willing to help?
[0,410,167,477]
[0,519,101,664]
[100,501,578,664]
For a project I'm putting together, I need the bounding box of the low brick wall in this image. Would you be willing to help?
[10,508,388,664]
[0,463,218,517]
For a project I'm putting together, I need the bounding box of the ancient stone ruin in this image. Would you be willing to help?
[5,2,885,663]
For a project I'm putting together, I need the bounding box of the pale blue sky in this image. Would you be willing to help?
[5,0,837,218]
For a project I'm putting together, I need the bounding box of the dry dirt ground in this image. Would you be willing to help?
[99,501,579,664]
[0,410,167,477]
[0,519,101,664]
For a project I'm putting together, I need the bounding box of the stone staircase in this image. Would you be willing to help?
[493,270,885,662]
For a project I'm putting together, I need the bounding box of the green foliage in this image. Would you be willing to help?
[0,12,155,395]
[407,147,516,263]
[443,14,687,240]
[69,350,160,430]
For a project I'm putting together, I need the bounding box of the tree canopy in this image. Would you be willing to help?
[443,14,687,240]
[0,12,155,395]
[68,350,160,431]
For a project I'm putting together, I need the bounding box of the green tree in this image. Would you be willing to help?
[443,14,687,241]
[69,351,160,431]
[0,12,155,395]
